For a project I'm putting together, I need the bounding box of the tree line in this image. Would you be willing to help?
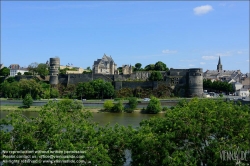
[203,79,234,94]
[1,98,249,165]
[0,63,49,77]
[0,78,59,99]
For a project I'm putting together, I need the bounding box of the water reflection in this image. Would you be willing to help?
[1,111,165,128]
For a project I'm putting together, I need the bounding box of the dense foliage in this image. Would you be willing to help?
[145,96,162,114]
[144,61,169,71]
[36,63,49,77]
[103,100,114,111]
[148,71,163,81]
[203,79,234,93]
[112,100,124,112]
[28,62,39,75]
[1,99,249,165]
[0,67,10,76]
[131,98,250,165]
[0,79,59,99]
[0,100,132,166]
[76,79,114,99]
[134,63,142,71]
[126,97,138,113]
[116,85,172,99]
[154,61,169,71]
[22,94,33,108]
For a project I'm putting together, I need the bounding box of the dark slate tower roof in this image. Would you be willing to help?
[217,56,222,71]
[218,56,221,64]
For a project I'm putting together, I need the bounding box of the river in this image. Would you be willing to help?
[0,110,165,128]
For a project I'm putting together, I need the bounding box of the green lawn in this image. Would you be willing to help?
[1,105,42,112]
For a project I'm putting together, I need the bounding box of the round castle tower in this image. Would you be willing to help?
[49,57,60,85]
[188,68,203,97]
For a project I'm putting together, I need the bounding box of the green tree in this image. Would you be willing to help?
[0,80,20,98]
[203,79,234,94]
[19,79,43,99]
[148,71,163,81]
[24,71,32,75]
[103,100,114,111]
[134,63,142,71]
[28,62,38,75]
[154,61,168,71]
[112,100,124,112]
[126,97,137,113]
[50,88,59,98]
[37,63,49,77]
[23,94,33,108]
[17,72,22,75]
[0,67,10,76]
[145,96,161,114]
[144,64,155,71]
[76,82,95,99]
[6,77,15,83]
[0,100,119,165]
[57,99,83,112]
[130,98,250,165]
[91,79,114,99]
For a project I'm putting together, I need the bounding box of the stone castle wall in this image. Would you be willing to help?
[114,81,155,90]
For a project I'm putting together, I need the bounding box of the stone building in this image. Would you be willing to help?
[93,54,118,74]
[8,64,28,77]
[122,65,133,75]
[49,58,60,85]
[203,56,242,82]
[165,68,203,97]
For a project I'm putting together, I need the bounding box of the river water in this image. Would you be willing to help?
[0,111,165,128]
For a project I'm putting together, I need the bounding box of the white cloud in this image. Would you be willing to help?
[202,56,217,60]
[247,60,249,62]
[162,49,177,54]
[189,64,195,67]
[200,62,206,65]
[193,5,214,15]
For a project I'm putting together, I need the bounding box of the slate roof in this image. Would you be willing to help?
[9,64,20,69]
[94,54,115,66]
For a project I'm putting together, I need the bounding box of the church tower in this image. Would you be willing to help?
[217,56,222,71]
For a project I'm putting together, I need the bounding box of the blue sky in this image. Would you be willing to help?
[1,1,249,73]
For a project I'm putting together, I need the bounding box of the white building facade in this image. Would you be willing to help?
[9,64,28,77]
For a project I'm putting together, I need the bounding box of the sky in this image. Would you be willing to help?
[1,1,249,73]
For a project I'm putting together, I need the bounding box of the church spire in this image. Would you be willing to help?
[218,56,221,65]
[217,56,222,71]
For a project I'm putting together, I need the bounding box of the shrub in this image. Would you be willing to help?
[219,94,223,97]
[128,97,137,110]
[112,100,124,112]
[103,100,114,111]
[57,99,83,112]
[145,96,161,114]
[50,88,59,98]
[23,94,33,108]
[162,106,168,111]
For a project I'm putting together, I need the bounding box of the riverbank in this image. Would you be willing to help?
[0,105,166,114]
